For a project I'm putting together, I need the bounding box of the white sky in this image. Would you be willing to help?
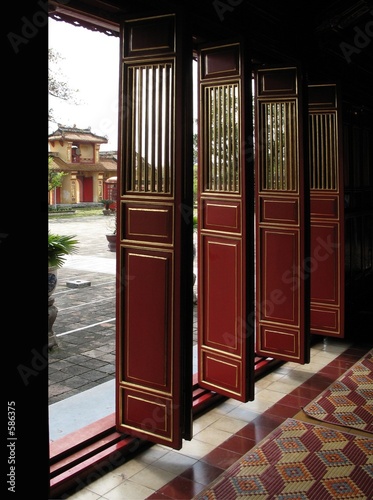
[48,18,120,151]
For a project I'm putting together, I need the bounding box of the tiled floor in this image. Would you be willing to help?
[63,338,371,499]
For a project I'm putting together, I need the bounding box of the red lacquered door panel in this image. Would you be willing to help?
[308,84,345,337]
[116,11,194,449]
[197,42,255,402]
[255,67,310,364]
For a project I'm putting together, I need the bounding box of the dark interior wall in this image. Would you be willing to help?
[343,105,373,333]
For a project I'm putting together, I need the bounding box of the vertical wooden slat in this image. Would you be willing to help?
[227,86,232,190]
[217,88,219,189]
[156,66,161,192]
[310,115,315,189]
[269,104,273,189]
[151,66,156,191]
[138,68,143,191]
[129,67,135,191]
[280,103,283,189]
[223,86,226,189]
[143,66,151,192]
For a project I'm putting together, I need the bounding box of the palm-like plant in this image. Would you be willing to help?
[101,199,114,210]
[48,232,79,269]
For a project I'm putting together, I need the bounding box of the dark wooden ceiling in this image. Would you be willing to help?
[48,0,373,110]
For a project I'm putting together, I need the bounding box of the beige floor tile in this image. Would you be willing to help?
[310,342,325,352]
[212,398,242,413]
[192,410,223,433]
[268,371,312,394]
[271,365,293,376]
[312,350,342,362]
[227,404,263,421]
[296,361,329,373]
[129,464,177,490]
[175,437,216,459]
[193,426,233,446]
[103,479,155,499]
[67,488,101,499]
[153,449,197,474]
[112,458,148,479]
[136,444,170,465]
[210,415,248,434]
[267,380,302,394]
[255,372,284,389]
[79,470,126,497]
[254,388,287,404]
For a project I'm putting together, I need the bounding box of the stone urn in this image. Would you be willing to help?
[48,265,58,296]
[106,233,117,252]
[48,232,79,350]
[48,266,59,350]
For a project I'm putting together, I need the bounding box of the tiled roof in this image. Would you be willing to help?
[100,150,117,160]
[98,159,117,172]
[49,155,117,173]
[48,125,108,144]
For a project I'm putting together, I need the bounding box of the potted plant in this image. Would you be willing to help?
[48,232,79,277]
[48,232,79,349]
[101,199,115,215]
[105,216,117,252]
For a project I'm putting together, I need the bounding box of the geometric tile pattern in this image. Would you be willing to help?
[303,349,373,433]
[194,418,373,499]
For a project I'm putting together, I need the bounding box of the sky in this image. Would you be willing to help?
[48,18,120,151]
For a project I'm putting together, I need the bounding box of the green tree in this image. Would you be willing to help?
[48,156,66,194]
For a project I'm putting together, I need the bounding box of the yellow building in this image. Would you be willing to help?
[48,125,117,205]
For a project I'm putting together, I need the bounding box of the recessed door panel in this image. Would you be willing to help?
[261,198,299,225]
[259,228,299,325]
[310,223,339,304]
[125,249,171,390]
[201,351,242,397]
[202,236,241,353]
[125,203,173,244]
[203,199,241,232]
[119,388,174,442]
[311,307,339,334]
[258,325,301,359]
